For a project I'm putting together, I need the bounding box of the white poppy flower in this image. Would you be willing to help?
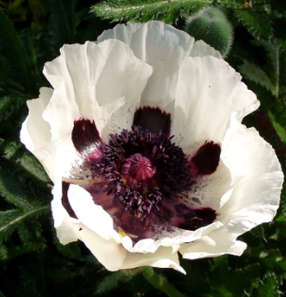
[20,21,283,274]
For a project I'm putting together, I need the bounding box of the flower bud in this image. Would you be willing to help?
[185,7,233,57]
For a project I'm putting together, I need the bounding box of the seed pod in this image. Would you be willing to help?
[185,7,233,57]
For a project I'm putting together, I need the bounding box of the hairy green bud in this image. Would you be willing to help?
[185,7,233,57]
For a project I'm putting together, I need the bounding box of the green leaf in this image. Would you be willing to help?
[234,9,272,40]
[92,0,211,23]
[0,166,35,210]
[16,151,50,183]
[238,61,275,95]
[0,7,36,95]
[0,209,25,241]
[0,206,49,243]
[259,249,284,271]
[0,160,49,246]
[254,39,284,99]
[48,0,76,48]
[205,260,262,297]
[17,220,47,251]
[0,96,23,121]
[53,237,83,260]
[0,140,50,183]
[237,37,286,147]
[255,273,281,297]
[20,152,48,182]
[268,112,286,143]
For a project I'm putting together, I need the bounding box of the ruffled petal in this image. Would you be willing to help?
[189,40,222,59]
[51,182,79,244]
[52,181,128,271]
[98,21,194,113]
[220,115,283,230]
[179,228,247,259]
[43,40,152,143]
[52,176,125,271]
[126,221,223,254]
[78,225,185,273]
[120,246,185,274]
[20,87,59,181]
[172,55,259,153]
[52,202,79,245]
[21,87,52,151]
[67,184,116,241]
[77,224,128,271]
[181,116,283,259]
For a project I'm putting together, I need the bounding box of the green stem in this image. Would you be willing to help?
[141,267,186,297]
[275,45,280,99]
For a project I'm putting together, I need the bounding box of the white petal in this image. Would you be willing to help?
[181,117,283,259]
[21,87,52,152]
[172,56,259,152]
[51,183,79,244]
[20,87,60,181]
[43,40,152,143]
[62,184,186,273]
[190,161,232,210]
[52,203,79,245]
[180,228,247,259]
[52,181,127,271]
[92,40,152,140]
[42,82,79,142]
[120,246,186,274]
[66,184,222,259]
[190,40,222,59]
[67,184,115,241]
[78,225,185,273]
[98,21,194,113]
[78,224,128,271]
[220,116,283,230]
[129,221,223,254]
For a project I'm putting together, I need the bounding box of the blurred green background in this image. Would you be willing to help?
[0,0,286,296]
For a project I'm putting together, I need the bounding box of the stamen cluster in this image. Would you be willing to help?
[96,127,193,219]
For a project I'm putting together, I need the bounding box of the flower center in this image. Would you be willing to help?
[96,126,193,219]
[121,153,156,187]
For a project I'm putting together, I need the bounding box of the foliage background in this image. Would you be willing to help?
[0,0,286,296]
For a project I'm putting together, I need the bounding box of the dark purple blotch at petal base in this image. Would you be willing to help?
[72,119,101,155]
[133,107,171,135]
[190,141,221,175]
[62,182,77,219]
[170,203,216,231]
